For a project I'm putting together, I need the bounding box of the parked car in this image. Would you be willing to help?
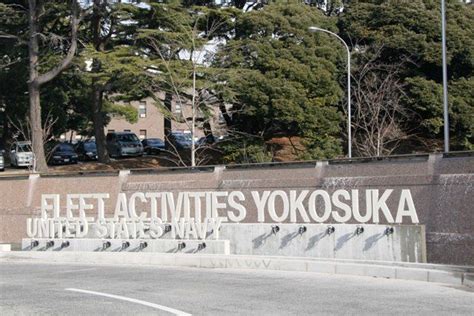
[166,132,193,151]
[10,141,34,168]
[142,138,165,155]
[0,142,5,171]
[196,134,216,147]
[47,142,78,165]
[75,140,98,161]
[106,132,143,158]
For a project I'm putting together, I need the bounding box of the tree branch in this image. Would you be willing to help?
[36,0,81,86]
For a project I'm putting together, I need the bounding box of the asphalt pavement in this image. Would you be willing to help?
[0,262,473,315]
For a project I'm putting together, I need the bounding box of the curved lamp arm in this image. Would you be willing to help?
[308,26,352,158]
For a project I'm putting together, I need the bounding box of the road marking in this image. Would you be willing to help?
[65,288,191,316]
[56,268,97,274]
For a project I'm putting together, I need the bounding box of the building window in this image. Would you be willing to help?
[139,129,147,140]
[124,129,131,132]
[139,101,147,118]
[107,129,115,133]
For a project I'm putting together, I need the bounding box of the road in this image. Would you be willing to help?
[0,262,473,315]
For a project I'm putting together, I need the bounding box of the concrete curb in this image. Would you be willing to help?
[1,251,472,288]
[0,244,11,251]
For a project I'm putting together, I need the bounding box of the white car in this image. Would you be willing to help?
[10,141,34,167]
[0,154,4,171]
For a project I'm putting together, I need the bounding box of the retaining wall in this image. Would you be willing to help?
[0,153,473,265]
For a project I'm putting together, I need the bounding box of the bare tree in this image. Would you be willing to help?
[143,15,229,167]
[27,0,81,172]
[351,52,414,157]
[147,87,224,167]
[8,110,58,170]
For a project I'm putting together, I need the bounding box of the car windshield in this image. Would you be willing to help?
[17,144,32,152]
[84,142,96,150]
[117,134,139,142]
[148,139,164,145]
[174,134,192,141]
[57,144,74,152]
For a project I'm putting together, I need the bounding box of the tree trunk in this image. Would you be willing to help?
[28,83,48,171]
[90,1,109,163]
[2,107,9,146]
[164,91,173,136]
[92,87,110,163]
[27,0,80,172]
[27,0,48,172]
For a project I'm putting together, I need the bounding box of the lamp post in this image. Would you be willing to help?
[308,26,352,158]
[441,0,449,152]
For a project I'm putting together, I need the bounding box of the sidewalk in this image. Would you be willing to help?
[1,250,472,288]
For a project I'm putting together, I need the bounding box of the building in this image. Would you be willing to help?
[105,92,208,140]
[63,90,226,143]
[104,87,232,141]
[106,96,165,140]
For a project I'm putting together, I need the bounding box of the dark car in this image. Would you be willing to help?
[166,132,193,151]
[48,143,78,165]
[196,134,216,147]
[75,140,98,161]
[106,132,143,158]
[142,138,165,155]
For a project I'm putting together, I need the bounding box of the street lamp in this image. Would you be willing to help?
[308,26,352,158]
[441,0,449,152]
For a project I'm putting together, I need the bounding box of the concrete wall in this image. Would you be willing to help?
[20,224,426,263]
[22,238,230,255]
[0,153,473,265]
[219,224,426,262]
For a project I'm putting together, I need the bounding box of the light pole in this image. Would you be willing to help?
[308,26,352,158]
[441,0,449,152]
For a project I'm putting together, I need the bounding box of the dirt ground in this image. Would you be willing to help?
[51,155,177,172]
[267,137,306,162]
[52,137,307,171]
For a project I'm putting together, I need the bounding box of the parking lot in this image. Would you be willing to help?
[0,155,173,175]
